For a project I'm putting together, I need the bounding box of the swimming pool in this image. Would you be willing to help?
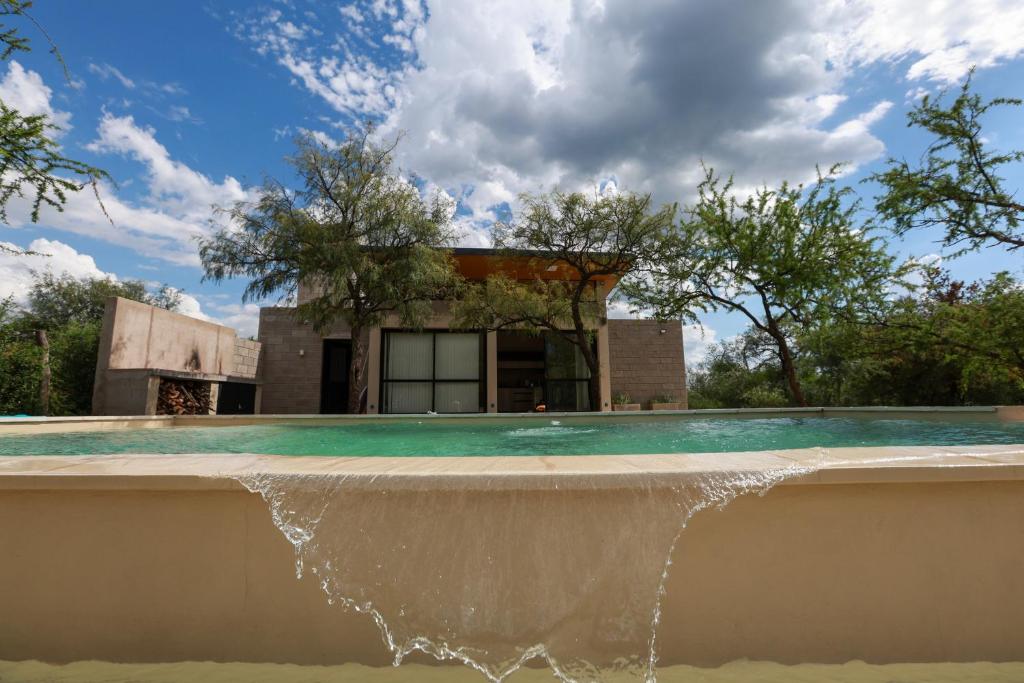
[3,409,1023,682]
[4,412,1024,456]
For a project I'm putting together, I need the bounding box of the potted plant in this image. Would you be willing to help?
[613,392,641,411]
[650,394,684,410]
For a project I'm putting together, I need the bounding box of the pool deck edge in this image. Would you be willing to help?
[2,445,1023,491]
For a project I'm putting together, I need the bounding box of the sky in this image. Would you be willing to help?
[0,0,1022,367]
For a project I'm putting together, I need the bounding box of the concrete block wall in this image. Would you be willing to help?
[608,319,687,408]
[232,339,261,380]
[257,308,326,414]
[257,309,365,414]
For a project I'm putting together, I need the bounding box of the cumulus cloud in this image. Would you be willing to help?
[231,3,421,116]
[0,61,71,130]
[1,60,250,266]
[0,240,256,334]
[232,0,1024,245]
[4,110,251,266]
[0,238,114,304]
[682,323,719,369]
[829,0,1024,83]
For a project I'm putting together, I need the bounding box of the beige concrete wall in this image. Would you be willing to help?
[102,298,235,375]
[608,319,687,408]
[92,298,261,415]
[1,475,1021,667]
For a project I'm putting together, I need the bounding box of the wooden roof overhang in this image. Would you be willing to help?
[451,248,620,296]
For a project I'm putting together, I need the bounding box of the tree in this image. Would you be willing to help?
[23,271,179,330]
[453,190,676,411]
[626,167,905,407]
[200,130,458,413]
[872,71,1024,254]
[0,274,180,415]
[0,1,109,254]
[686,330,788,409]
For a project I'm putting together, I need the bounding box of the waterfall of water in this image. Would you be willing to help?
[237,455,820,682]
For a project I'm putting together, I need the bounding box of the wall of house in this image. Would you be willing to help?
[257,308,366,414]
[608,319,687,408]
[232,339,261,380]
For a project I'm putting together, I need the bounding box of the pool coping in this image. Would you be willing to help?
[2,445,1024,491]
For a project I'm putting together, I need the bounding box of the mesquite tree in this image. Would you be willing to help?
[625,167,906,407]
[453,191,676,411]
[200,130,458,413]
[0,0,109,252]
[872,71,1024,254]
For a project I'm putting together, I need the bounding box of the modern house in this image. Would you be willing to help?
[258,248,687,414]
[91,248,686,416]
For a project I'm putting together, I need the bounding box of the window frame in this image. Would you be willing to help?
[380,329,486,414]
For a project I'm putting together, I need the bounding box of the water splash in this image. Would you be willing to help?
[236,453,822,682]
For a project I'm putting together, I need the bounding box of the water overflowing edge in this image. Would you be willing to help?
[234,453,832,683]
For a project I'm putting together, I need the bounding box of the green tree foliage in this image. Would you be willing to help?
[0,1,109,252]
[453,190,676,411]
[690,269,1024,408]
[685,330,788,409]
[627,167,906,407]
[200,129,458,413]
[0,275,179,415]
[872,71,1024,254]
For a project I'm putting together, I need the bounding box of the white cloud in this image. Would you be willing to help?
[296,126,338,148]
[205,301,262,338]
[683,323,718,369]
[339,4,364,23]
[3,111,251,266]
[0,238,114,304]
[233,4,415,116]
[0,239,256,335]
[87,62,136,89]
[829,0,1024,84]
[0,61,71,131]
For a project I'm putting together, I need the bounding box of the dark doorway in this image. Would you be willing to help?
[321,340,351,414]
[217,382,256,415]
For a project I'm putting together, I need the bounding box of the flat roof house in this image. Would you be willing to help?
[257,248,687,414]
[91,248,687,416]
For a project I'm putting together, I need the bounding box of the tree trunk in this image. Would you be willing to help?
[35,330,50,416]
[571,305,602,412]
[347,326,367,414]
[776,336,807,407]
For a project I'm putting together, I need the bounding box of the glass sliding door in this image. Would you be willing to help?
[544,333,592,411]
[382,331,483,414]
[434,333,482,412]
[383,332,433,413]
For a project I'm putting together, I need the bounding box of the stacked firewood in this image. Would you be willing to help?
[157,379,212,415]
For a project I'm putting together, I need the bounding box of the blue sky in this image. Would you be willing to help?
[0,0,1022,362]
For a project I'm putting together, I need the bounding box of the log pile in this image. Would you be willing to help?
[157,378,212,415]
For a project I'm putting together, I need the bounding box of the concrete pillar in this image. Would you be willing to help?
[253,385,263,415]
[597,322,612,412]
[486,331,498,413]
[144,376,160,416]
[366,327,382,414]
[207,382,220,415]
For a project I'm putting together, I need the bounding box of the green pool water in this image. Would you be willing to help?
[3,415,1024,456]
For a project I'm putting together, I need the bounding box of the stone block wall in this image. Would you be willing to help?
[257,308,363,414]
[607,319,687,408]
[232,339,261,380]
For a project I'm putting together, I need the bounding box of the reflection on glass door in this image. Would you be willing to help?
[544,333,591,411]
